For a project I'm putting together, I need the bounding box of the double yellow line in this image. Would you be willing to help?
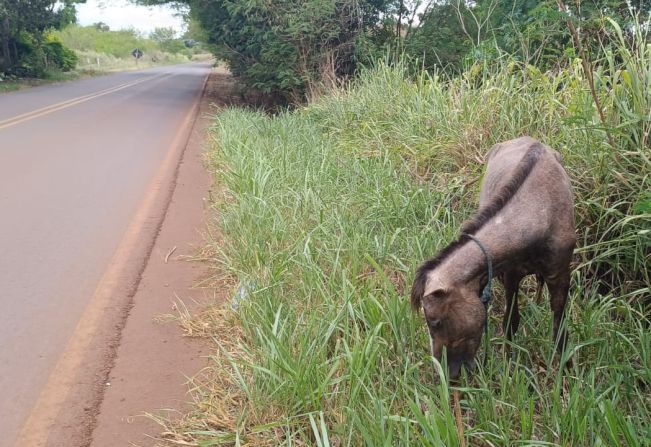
[0,72,169,130]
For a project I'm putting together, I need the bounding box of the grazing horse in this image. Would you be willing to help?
[410,136,576,379]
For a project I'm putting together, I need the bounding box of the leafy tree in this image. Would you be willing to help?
[150,26,185,53]
[472,0,651,66]
[150,26,175,43]
[93,21,110,32]
[405,0,477,72]
[182,14,207,44]
[55,24,158,57]
[143,0,400,100]
[0,0,82,74]
[407,0,651,72]
[43,33,77,70]
[140,0,650,97]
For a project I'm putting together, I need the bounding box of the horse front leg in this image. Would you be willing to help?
[502,271,522,360]
[502,272,522,341]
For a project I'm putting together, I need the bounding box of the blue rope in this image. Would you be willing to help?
[462,233,493,364]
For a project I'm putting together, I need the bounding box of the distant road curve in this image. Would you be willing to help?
[0,62,211,447]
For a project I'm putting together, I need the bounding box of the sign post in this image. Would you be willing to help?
[131,48,143,67]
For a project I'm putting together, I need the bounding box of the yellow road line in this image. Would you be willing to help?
[13,69,209,447]
[0,72,169,130]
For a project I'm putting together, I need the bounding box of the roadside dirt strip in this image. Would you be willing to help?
[16,69,229,447]
[88,73,218,447]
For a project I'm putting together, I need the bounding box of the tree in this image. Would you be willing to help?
[150,26,176,43]
[94,21,110,32]
[405,1,477,72]
[182,14,207,44]
[0,0,83,74]
[407,0,651,72]
[150,26,184,52]
[141,0,400,100]
[471,0,651,66]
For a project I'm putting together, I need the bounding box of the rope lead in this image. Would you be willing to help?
[461,233,493,365]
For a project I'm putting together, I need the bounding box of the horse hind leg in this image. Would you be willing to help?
[545,268,572,367]
[535,273,545,303]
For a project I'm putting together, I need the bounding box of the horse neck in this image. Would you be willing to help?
[442,224,522,285]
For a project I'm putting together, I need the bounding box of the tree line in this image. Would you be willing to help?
[1,0,204,78]
[145,0,650,101]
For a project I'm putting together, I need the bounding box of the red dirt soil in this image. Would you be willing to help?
[26,68,238,447]
[89,70,236,447]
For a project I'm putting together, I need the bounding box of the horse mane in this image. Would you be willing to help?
[411,142,544,310]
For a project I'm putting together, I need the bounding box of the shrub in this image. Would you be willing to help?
[12,32,47,78]
[53,25,158,58]
[44,35,77,71]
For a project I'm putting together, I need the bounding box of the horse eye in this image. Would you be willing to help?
[431,289,446,299]
[426,290,446,301]
[428,319,441,330]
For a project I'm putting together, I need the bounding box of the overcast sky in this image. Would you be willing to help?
[76,0,187,35]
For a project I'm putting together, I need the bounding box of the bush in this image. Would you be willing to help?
[53,25,158,58]
[186,0,394,101]
[12,32,47,78]
[44,35,77,71]
[8,32,77,77]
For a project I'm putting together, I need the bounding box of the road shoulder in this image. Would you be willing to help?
[86,70,230,447]
[17,68,235,447]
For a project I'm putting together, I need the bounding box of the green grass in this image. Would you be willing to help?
[52,25,207,74]
[161,20,650,447]
[0,79,30,93]
[0,52,195,95]
[0,70,90,93]
[54,25,167,58]
[73,50,189,72]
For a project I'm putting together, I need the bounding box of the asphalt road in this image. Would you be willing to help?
[0,63,211,446]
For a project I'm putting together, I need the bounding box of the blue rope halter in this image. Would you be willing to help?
[461,233,493,363]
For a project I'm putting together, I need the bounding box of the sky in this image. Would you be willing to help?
[76,0,187,35]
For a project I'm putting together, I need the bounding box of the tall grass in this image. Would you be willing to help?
[163,20,650,447]
[53,25,195,73]
[54,25,161,58]
[73,50,188,72]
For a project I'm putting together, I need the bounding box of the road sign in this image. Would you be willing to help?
[132,48,143,59]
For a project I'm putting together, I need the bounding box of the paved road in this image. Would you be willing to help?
[0,63,210,446]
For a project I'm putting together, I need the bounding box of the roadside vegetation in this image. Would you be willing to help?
[53,24,206,73]
[144,0,650,102]
[0,0,80,87]
[0,0,208,92]
[159,6,650,446]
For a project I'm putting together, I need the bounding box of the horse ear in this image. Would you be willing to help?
[410,265,427,311]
